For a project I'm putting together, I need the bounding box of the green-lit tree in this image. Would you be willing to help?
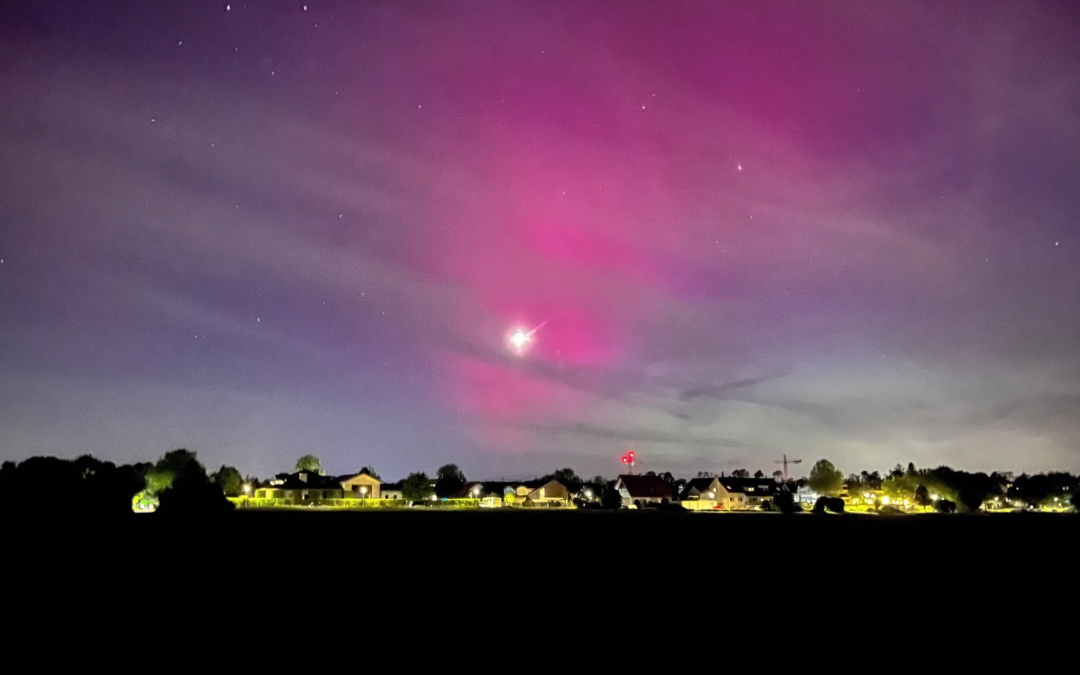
[807,459,843,496]
[146,448,205,495]
[210,465,244,497]
[402,472,434,504]
[294,454,323,474]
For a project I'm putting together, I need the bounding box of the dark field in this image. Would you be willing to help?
[6,509,1074,643]
[15,509,1075,597]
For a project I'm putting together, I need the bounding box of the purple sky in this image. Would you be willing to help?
[2,1,1079,481]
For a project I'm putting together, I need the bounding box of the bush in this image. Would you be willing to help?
[772,492,802,514]
[935,499,957,513]
[813,496,845,513]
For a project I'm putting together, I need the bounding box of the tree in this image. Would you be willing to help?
[772,470,784,482]
[807,459,843,496]
[358,466,381,481]
[434,463,465,498]
[696,471,713,478]
[402,472,433,504]
[0,455,144,515]
[146,448,205,495]
[210,465,243,497]
[436,464,465,481]
[601,485,623,509]
[731,469,750,478]
[753,470,764,479]
[294,454,323,474]
[550,467,581,485]
[914,484,932,510]
[157,470,235,514]
[773,491,800,514]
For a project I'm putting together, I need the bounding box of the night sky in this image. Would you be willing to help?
[2,1,1079,481]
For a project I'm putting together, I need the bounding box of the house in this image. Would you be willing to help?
[679,477,722,511]
[615,474,673,508]
[380,481,404,501]
[713,476,788,510]
[458,481,505,507]
[458,479,574,507]
[253,470,345,503]
[524,479,572,507]
[338,471,381,499]
[794,483,819,507]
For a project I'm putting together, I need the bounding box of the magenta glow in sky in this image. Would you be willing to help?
[1,1,1078,481]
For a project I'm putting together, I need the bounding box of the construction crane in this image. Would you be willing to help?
[774,454,802,481]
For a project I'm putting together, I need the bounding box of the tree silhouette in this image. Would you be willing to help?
[156,470,235,514]
[434,464,465,498]
[358,466,381,481]
[601,485,623,509]
[294,454,323,474]
[807,459,843,496]
[436,464,465,481]
[914,484,932,510]
[550,467,581,485]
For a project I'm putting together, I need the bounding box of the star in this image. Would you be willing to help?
[737,163,743,171]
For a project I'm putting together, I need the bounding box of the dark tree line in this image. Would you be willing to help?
[0,455,144,515]
[0,449,235,515]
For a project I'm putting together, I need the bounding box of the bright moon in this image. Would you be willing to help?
[509,329,532,354]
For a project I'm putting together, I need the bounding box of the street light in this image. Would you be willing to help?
[360,485,368,499]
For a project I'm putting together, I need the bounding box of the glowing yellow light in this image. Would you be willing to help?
[881,496,891,505]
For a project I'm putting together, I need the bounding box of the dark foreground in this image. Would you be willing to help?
[12,509,1076,591]
[7,509,1076,650]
